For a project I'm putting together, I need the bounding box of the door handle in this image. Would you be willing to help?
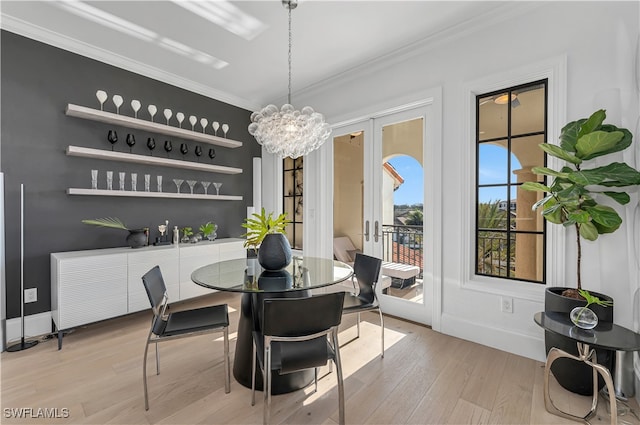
[374,221,380,243]
[364,220,370,242]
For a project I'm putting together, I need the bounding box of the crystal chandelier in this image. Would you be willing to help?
[248,0,331,159]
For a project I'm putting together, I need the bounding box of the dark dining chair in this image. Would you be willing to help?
[251,292,346,425]
[141,265,230,410]
[342,253,385,358]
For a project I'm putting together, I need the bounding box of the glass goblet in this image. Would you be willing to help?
[107,130,118,151]
[164,140,173,158]
[189,115,197,131]
[200,118,208,133]
[194,145,202,161]
[186,180,197,195]
[96,90,107,110]
[201,181,211,195]
[176,112,185,128]
[126,134,136,153]
[209,148,216,161]
[180,143,188,160]
[222,124,229,138]
[213,182,222,196]
[148,104,157,122]
[131,100,141,118]
[163,108,172,125]
[147,137,156,156]
[173,178,184,193]
[112,95,123,114]
[212,121,220,136]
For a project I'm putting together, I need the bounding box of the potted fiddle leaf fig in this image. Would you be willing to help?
[242,208,292,270]
[522,109,640,395]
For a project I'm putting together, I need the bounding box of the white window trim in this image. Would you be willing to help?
[460,55,568,302]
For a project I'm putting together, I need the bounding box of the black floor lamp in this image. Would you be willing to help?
[7,184,38,352]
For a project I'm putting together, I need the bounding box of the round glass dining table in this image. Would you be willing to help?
[191,256,353,393]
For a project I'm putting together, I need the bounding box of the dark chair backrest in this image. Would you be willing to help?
[142,265,167,311]
[353,253,382,303]
[262,292,346,337]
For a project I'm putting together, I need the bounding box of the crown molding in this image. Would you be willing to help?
[0,14,261,112]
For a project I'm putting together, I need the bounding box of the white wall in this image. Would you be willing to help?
[291,2,640,361]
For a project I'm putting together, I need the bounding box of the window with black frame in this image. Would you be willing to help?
[475,80,548,283]
[283,157,303,249]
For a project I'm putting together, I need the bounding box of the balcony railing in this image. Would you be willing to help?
[381,224,423,277]
[477,232,515,277]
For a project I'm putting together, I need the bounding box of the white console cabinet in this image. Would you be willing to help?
[51,238,245,349]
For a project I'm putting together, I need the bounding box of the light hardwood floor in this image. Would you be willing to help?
[1,291,637,424]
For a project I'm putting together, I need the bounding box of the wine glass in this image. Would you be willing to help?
[146,137,156,155]
[213,182,222,196]
[194,145,202,162]
[107,130,118,151]
[131,100,141,118]
[222,124,229,138]
[200,118,208,133]
[163,108,172,125]
[112,95,123,114]
[164,140,172,157]
[212,121,220,136]
[148,105,157,122]
[201,181,211,195]
[176,112,185,128]
[186,180,197,195]
[173,178,184,193]
[96,90,107,110]
[189,115,197,131]
[209,148,216,161]
[126,134,136,153]
[180,143,188,160]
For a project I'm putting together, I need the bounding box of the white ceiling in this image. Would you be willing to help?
[1,0,510,111]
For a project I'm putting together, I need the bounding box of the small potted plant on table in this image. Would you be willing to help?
[242,208,292,270]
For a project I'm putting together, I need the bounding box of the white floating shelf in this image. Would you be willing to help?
[65,103,242,149]
[66,145,242,175]
[68,188,242,201]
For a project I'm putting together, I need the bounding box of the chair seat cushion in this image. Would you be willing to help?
[342,293,378,312]
[160,304,229,337]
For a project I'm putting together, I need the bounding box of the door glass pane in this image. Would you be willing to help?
[381,118,424,303]
[333,131,364,252]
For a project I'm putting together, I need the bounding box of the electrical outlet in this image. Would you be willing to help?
[24,288,37,303]
[501,296,513,313]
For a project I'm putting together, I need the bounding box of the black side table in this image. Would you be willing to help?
[534,311,640,425]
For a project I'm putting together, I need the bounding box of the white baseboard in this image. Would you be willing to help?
[440,313,546,362]
[5,312,52,345]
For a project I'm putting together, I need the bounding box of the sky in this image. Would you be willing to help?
[388,145,520,205]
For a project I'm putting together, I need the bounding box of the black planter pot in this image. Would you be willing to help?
[257,233,292,271]
[544,287,614,395]
[126,229,147,248]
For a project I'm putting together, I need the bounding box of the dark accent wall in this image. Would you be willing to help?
[1,31,261,319]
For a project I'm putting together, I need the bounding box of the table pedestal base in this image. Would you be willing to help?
[544,343,618,425]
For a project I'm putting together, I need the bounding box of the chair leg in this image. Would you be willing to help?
[378,307,385,358]
[143,341,151,411]
[223,327,230,394]
[251,340,257,406]
[356,312,361,338]
[314,368,318,393]
[155,343,160,375]
[333,332,345,425]
[264,344,272,425]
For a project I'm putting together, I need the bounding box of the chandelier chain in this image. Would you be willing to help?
[288,5,292,105]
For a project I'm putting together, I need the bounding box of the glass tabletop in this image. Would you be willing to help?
[191,256,354,293]
[534,311,640,352]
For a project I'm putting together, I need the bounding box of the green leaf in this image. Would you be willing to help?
[531,194,553,211]
[521,182,550,192]
[577,109,606,139]
[591,126,633,159]
[567,210,590,223]
[530,166,570,179]
[584,205,622,230]
[601,191,630,205]
[539,143,582,165]
[541,199,564,224]
[579,222,599,241]
[559,119,586,152]
[568,162,640,186]
[82,217,128,230]
[575,130,623,159]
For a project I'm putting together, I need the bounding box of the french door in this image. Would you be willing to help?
[332,103,439,326]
